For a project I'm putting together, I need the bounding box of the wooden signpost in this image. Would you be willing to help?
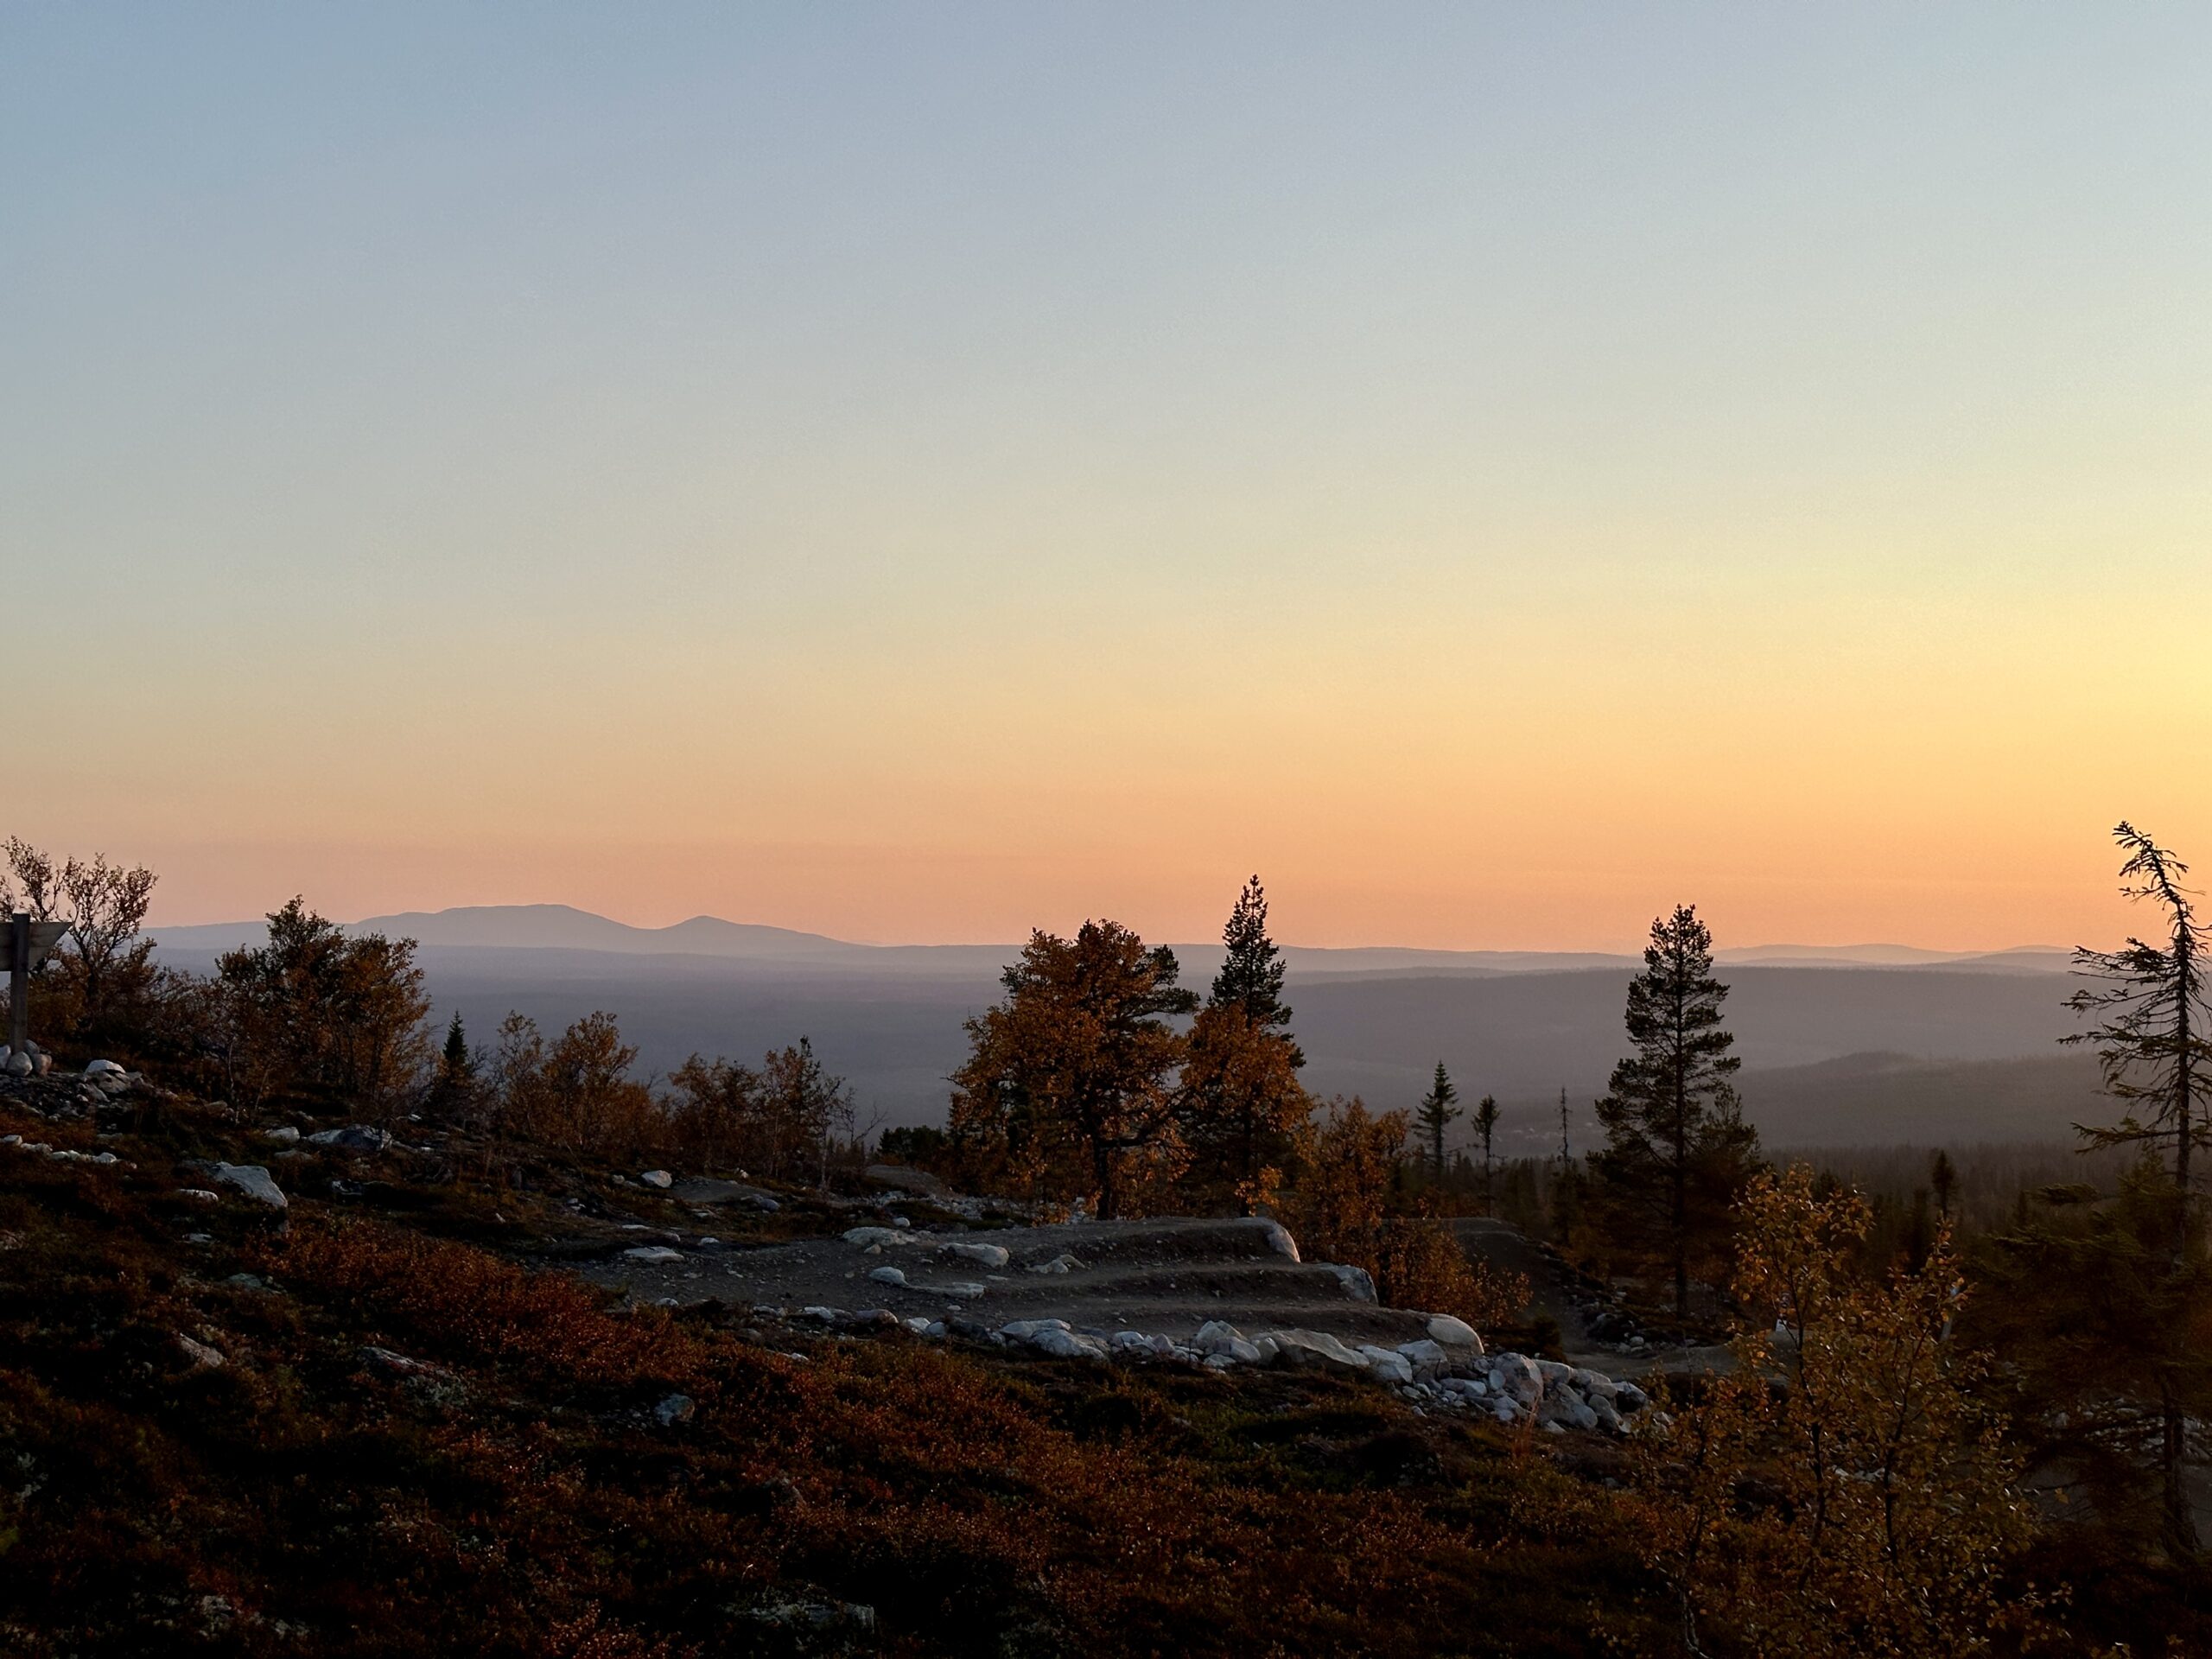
[9,912,70,1065]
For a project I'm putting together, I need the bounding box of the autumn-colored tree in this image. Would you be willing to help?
[665,1053,760,1173]
[217,899,431,1115]
[1292,1096,1529,1332]
[492,1010,658,1157]
[1629,1166,2044,1658]
[759,1036,855,1186]
[949,920,1197,1217]
[1592,905,1762,1321]
[3,837,162,1051]
[1177,1002,1309,1213]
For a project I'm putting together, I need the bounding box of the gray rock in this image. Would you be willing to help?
[1325,1262,1378,1303]
[359,1344,433,1377]
[622,1245,684,1263]
[1395,1338,1452,1379]
[915,1279,987,1299]
[306,1124,391,1153]
[1491,1353,1543,1405]
[1357,1344,1415,1384]
[212,1163,288,1209]
[1026,1252,1083,1274]
[1426,1314,1484,1350]
[1257,1219,1300,1262]
[640,1169,673,1188]
[1027,1325,1110,1361]
[842,1226,918,1249]
[1260,1329,1371,1374]
[263,1126,301,1146]
[1192,1319,1264,1363]
[868,1265,908,1287]
[941,1241,1010,1270]
[654,1392,695,1427]
[85,1058,126,1077]
[175,1334,225,1370]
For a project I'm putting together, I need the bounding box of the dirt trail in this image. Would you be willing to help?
[1450,1217,1736,1378]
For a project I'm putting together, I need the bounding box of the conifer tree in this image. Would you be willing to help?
[1179,877,1312,1211]
[442,1012,471,1079]
[1473,1093,1501,1216]
[2064,822,2211,1257]
[1592,904,1761,1321]
[1415,1062,1459,1175]
[1210,875,1300,1064]
[1929,1148,1958,1221]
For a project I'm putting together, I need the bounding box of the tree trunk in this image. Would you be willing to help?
[2176,916,2195,1262]
[2164,1382,2202,1558]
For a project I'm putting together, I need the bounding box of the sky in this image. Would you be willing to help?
[4,5,2209,950]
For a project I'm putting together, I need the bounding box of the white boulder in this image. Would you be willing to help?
[640,1169,674,1189]
[868,1266,907,1287]
[1357,1345,1415,1385]
[1192,1319,1264,1363]
[941,1242,1010,1270]
[622,1245,684,1263]
[212,1163,288,1209]
[1426,1314,1484,1350]
[1261,1329,1371,1374]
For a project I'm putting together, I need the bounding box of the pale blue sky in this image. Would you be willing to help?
[5,6,2208,944]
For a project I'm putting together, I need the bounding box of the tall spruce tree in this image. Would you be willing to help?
[1592,904,1761,1322]
[2012,820,2212,1555]
[1210,874,1300,1064]
[2065,823,2211,1256]
[1473,1093,1501,1216]
[1416,1062,1459,1175]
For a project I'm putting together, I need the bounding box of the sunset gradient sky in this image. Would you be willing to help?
[7,6,2209,948]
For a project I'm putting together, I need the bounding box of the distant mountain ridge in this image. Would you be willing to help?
[145,902,2073,979]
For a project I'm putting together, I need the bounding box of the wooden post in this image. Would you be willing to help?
[9,912,27,1062]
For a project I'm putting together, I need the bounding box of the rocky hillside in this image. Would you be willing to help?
[0,1065,1674,1658]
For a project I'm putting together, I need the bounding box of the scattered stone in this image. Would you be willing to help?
[359,1345,432,1378]
[306,1125,391,1154]
[1192,1319,1264,1363]
[175,1334,225,1370]
[639,1169,673,1189]
[654,1392,695,1427]
[842,1226,918,1249]
[211,1163,288,1209]
[1357,1344,1415,1384]
[1261,1329,1370,1374]
[941,1241,1009,1270]
[868,1265,907,1287]
[1026,1252,1083,1274]
[622,1245,684,1264]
